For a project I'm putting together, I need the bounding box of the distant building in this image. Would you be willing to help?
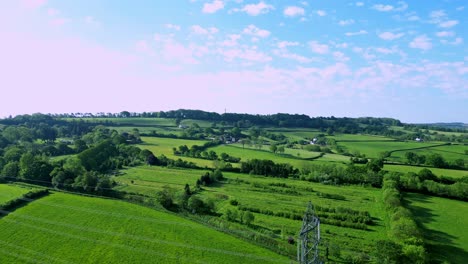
[310,138,318,145]
[415,137,422,142]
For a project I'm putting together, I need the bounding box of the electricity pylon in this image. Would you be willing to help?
[298,202,321,264]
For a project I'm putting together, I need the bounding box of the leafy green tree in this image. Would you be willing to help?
[373,240,402,264]
[367,158,384,173]
[1,162,20,178]
[270,144,278,153]
[157,186,175,209]
[426,154,447,168]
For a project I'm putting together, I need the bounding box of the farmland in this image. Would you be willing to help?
[1,111,467,263]
[405,193,468,264]
[0,184,34,204]
[0,190,290,264]
[114,165,388,258]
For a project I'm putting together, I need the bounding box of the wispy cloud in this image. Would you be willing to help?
[345,30,368,36]
[242,24,270,38]
[338,19,355,26]
[203,0,224,14]
[409,35,432,50]
[238,1,274,16]
[378,32,405,40]
[284,6,305,17]
[309,41,329,54]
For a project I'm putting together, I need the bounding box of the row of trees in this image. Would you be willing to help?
[378,175,427,263]
[405,151,466,169]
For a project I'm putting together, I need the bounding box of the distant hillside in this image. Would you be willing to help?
[417,122,468,130]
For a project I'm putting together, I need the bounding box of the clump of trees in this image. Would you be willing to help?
[240,159,297,178]
[173,143,241,163]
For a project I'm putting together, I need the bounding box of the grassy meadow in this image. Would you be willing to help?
[114,165,388,257]
[405,193,468,264]
[0,184,35,204]
[0,191,291,264]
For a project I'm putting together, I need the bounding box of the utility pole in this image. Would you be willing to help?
[298,202,321,264]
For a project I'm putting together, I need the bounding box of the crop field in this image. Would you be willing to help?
[404,193,468,264]
[337,141,444,158]
[384,164,468,179]
[0,184,34,204]
[114,166,388,257]
[0,192,290,264]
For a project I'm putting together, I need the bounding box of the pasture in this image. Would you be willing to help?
[384,164,468,179]
[114,165,388,257]
[405,193,468,264]
[0,192,291,264]
[0,184,34,204]
[337,140,444,158]
[390,144,467,163]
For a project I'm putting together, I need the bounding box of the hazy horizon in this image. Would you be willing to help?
[1,1,467,123]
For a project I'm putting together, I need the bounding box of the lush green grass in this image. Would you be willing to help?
[390,144,467,163]
[111,126,183,136]
[329,134,395,142]
[384,164,468,179]
[404,193,468,264]
[208,144,323,169]
[137,136,214,167]
[114,165,388,257]
[0,184,34,204]
[338,141,444,158]
[64,117,177,126]
[0,192,290,264]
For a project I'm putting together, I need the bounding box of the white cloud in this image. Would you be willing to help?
[221,34,241,47]
[345,30,368,36]
[373,2,407,12]
[316,10,327,16]
[407,15,419,21]
[284,6,305,17]
[333,51,350,62]
[439,20,459,28]
[436,31,455,37]
[240,1,274,16]
[203,0,224,14]
[373,4,394,12]
[277,41,299,49]
[273,49,312,63]
[430,10,447,20]
[356,2,364,7]
[378,32,405,40]
[456,6,465,11]
[191,25,218,35]
[309,41,329,54]
[243,25,270,38]
[165,24,181,31]
[441,37,463,46]
[409,35,432,50]
[338,19,355,26]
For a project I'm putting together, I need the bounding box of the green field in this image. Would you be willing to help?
[384,164,468,179]
[0,184,35,204]
[338,141,444,158]
[405,193,468,264]
[390,144,467,163]
[329,134,395,142]
[114,165,388,257]
[0,191,290,264]
[137,136,215,167]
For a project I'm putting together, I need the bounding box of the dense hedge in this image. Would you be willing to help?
[0,189,49,212]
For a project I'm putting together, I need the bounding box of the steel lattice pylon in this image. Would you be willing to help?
[298,202,321,264]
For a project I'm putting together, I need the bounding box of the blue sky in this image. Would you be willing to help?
[0,0,467,123]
